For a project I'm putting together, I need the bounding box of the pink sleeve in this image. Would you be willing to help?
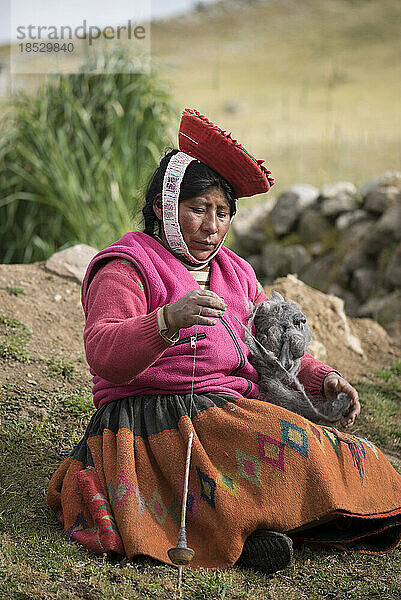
[254,284,335,398]
[297,353,336,398]
[83,258,170,385]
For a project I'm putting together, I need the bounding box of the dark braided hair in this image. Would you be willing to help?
[142,149,237,236]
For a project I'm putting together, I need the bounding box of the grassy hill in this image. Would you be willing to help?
[1,0,400,204]
[150,0,401,201]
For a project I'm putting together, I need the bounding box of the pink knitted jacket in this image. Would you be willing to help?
[82,232,334,408]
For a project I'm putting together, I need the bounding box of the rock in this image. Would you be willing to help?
[232,174,401,343]
[336,247,366,287]
[300,253,336,292]
[261,243,311,281]
[339,219,375,247]
[350,267,381,303]
[270,184,319,236]
[385,243,401,288]
[358,290,401,328]
[298,209,331,244]
[360,170,401,216]
[260,242,289,281]
[328,294,364,355]
[319,182,359,217]
[364,186,401,215]
[288,183,320,207]
[327,284,360,317]
[363,203,401,257]
[45,244,98,283]
[246,254,262,276]
[308,242,325,257]
[284,244,312,275]
[335,221,375,285]
[232,200,276,255]
[335,209,369,230]
[359,171,401,196]
[385,319,401,340]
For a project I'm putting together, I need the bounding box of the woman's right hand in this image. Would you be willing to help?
[164,290,227,332]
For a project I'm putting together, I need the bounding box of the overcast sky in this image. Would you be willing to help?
[0,0,216,44]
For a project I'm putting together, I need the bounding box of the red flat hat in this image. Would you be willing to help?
[178,108,274,198]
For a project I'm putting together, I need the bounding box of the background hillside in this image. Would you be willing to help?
[151,0,401,199]
[1,0,400,202]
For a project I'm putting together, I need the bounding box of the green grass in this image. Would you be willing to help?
[0,359,400,598]
[6,286,26,297]
[46,356,76,381]
[0,315,31,362]
[352,361,401,453]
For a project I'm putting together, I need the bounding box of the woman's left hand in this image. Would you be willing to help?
[323,372,360,428]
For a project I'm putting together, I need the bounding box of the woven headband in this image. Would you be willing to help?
[161,151,232,266]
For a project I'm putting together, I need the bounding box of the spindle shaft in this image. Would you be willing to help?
[168,430,195,566]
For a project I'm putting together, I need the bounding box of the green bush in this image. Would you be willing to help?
[0,47,175,263]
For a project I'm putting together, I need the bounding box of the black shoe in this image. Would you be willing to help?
[237,530,293,574]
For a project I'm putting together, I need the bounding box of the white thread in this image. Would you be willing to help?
[173,308,201,595]
[189,308,201,421]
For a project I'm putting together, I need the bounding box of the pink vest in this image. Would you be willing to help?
[82,232,261,406]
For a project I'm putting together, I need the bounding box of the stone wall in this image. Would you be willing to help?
[232,172,401,335]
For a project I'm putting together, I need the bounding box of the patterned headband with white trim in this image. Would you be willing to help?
[161,151,233,266]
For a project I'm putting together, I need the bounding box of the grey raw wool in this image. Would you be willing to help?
[246,291,351,425]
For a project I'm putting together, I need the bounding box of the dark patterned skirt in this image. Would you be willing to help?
[46,393,401,568]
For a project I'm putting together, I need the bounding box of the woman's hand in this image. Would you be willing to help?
[164,290,227,332]
[323,372,361,428]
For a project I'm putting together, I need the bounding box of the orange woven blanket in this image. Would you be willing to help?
[47,393,401,567]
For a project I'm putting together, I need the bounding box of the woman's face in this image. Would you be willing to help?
[155,186,232,262]
[177,187,231,261]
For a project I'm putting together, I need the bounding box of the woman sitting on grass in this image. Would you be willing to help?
[47,109,401,573]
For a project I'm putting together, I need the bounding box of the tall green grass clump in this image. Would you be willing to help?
[0,47,175,263]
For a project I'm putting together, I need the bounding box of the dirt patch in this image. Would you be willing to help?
[0,262,92,395]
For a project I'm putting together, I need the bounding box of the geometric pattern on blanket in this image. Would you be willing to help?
[235,448,261,487]
[149,488,168,525]
[114,470,135,510]
[257,432,285,472]
[281,419,308,458]
[196,466,216,508]
[46,392,401,568]
[216,466,240,497]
